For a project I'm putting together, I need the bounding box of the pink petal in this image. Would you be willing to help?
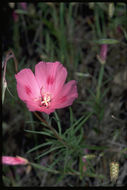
[15,69,40,102]
[25,100,55,114]
[35,61,67,96]
[51,80,78,109]
[2,156,28,165]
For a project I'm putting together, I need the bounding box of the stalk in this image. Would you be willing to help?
[34,112,70,148]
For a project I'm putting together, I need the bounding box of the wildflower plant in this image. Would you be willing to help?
[2,51,98,183]
[14,61,94,178]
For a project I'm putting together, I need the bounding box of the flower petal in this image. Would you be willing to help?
[25,100,55,114]
[51,80,78,109]
[15,69,40,102]
[35,61,67,96]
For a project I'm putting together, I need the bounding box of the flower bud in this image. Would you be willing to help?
[2,79,7,104]
[2,156,29,165]
[97,44,108,64]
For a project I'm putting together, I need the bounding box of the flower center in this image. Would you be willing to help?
[41,93,51,108]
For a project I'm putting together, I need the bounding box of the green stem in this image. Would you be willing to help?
[94,3,102,38]
[96,64,104,103]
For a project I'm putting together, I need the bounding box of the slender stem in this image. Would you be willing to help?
[34,111,48,125]
[33,112,69,148]
[11,50,18,73]
[94,3,102,38]
[96,64,104,103]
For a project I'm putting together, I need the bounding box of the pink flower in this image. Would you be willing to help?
[2,156,28,165]
[82,157,86,163]
[83,165,87,172]
[12,11,19,22]
[15,61,78,114]
[117,25,123,35]
[20,2,27,10]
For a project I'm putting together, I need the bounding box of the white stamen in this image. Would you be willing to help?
[41,94,51,107]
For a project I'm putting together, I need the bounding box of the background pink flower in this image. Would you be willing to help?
[12,11,19,22]
[20,2,27,10]
[2,156,28,165]
[15,61,78,114]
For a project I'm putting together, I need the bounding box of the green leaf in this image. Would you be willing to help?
[54,111,62,135]
[42,18,60,40]
[100,87,110,100]
[48,151,64,169]
[63,115,84,137]
[68,115,85,132]
[73,112,93,135]
[24,129,54,137]
[63,148,70,173]
[85,171,105,179]
[69,107,74,126]
[30,162,59,174]
[27,141,53,154]
[15,9,28,15]
[76,127,84,145]
[94,38,119,44]
[35,145,62,160]
[87,88,96,98]
[82,144,108,151]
